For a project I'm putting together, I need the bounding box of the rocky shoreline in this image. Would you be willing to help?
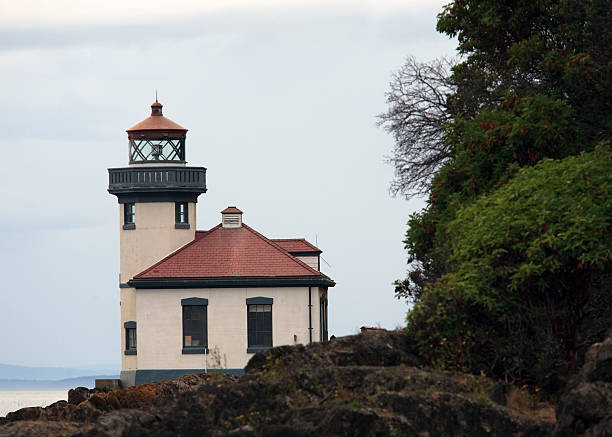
[1,330,610,436]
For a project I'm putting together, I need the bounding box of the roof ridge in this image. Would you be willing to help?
[241,224,326,277]
[133,224,222,278]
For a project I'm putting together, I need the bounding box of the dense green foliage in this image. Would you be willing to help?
[387,0,612,391]
[409,146,611,388]
[438,0,612,135]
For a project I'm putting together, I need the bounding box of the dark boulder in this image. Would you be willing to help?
[0,330,554,436]
[68,387,92,405]
[245,330,423,373]
[554,331,612,436]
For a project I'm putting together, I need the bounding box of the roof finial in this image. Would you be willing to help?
[155,89,158,103]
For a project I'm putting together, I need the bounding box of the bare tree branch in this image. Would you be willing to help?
[377,56,456,199]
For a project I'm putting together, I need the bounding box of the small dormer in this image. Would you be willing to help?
[221,206,243,228]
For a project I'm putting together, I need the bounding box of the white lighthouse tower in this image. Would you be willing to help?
[108,100,207,384]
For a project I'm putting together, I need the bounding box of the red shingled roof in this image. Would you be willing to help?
[194,230,209,240]
[135,223,326,279]
[272,239,321,253]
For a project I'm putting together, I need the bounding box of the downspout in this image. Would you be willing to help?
[308,286,312,344]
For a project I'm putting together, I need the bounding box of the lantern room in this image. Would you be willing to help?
[126,100,187,164]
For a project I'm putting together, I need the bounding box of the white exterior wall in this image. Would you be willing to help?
[296,256,319,271]
[119,202,196,282]
[135,286,322,370]
[119,201,196,371]
[121,287,138,370]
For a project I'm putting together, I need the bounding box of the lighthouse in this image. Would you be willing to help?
[108,100,207,380]
[107,100,332,387]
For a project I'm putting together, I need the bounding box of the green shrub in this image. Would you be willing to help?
[408,145,612,390]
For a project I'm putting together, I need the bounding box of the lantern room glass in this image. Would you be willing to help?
[129,138,185,163]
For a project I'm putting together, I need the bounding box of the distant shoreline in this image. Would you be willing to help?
[0,375,118,391]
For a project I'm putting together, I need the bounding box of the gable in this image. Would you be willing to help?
[134,223,326,280]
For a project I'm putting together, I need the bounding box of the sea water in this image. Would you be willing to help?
[0,390,67,417]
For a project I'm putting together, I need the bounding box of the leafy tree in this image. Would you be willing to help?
[437,0,612,139]
[409,146,611,388]
[383,0,612,390]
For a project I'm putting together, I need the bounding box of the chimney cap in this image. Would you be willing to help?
[221,206,243,214]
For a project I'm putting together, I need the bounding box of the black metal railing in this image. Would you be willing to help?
[108,166,207,193]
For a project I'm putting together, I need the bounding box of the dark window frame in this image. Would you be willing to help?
[123,202,135,230]
[246,297,273,353]
[175,202,190,229]
[124,321,137,355]
[181,298,208,354]
[319,293,328,343]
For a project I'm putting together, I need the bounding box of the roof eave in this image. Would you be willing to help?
[128,276,336,289]
[288,251,323,257]
[126,115,188,133]
[126,128,188,134]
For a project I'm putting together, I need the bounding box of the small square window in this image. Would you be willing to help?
[126,328,137,349]
[124,203,135,224]
[175,202,189,228]
[124,321,137,355]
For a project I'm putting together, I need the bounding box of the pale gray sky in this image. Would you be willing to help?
[0,0,455,369]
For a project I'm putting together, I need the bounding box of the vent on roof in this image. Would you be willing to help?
[221,206,243,228]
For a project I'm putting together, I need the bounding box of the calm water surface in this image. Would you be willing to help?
[0,390,67,417]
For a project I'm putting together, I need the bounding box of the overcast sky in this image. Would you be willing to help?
[0,0,455,369]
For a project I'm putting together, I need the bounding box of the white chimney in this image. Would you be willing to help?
[221,206,243,228]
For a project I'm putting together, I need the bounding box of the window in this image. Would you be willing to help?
[181,298,208,354]
[246,297,273,352]
[123,203,135,230]
[175,202,189,229]
[320,292,328,343]
[129,138,185,163]
[124,321,137,355]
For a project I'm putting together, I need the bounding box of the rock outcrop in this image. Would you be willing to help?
[0,330,568,436]
[554,331,612,436]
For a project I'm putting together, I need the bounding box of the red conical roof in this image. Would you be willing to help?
[126,101,187,136]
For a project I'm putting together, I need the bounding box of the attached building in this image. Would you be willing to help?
[108,101,334,386]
